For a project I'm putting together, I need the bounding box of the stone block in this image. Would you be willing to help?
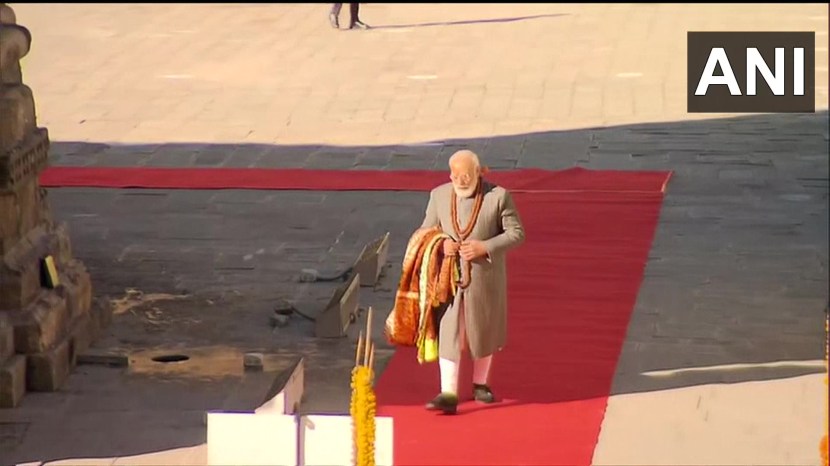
[256,357,304,415]
[353,232,390,287]
[0,127,49,192]
[315,272,361,338]
[0,191,19,250]
[68,311,94,364]
[243,352,264,371]
[89,296,112,335]
[0,354,26,408]
[0,84,36,149]
[54,222,73,265]
[0,24,30,86]
[0,224,63,311]
[0,178,43,254]
[58,260,92,319]
[11,291,69,354]
[0,256,39,312]
[17,178,40,233]
[0,311,13,361]
[26,332,71,391]
[0,4,17,25]
[77,348,128,368]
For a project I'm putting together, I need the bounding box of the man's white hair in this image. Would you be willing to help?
[448,149,481,170]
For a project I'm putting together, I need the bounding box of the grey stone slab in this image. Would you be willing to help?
[517,155,579,170]
[51,142,110,157]
[256,144,321,168]
[223,146,268,168]
[210,190,271,204]
[304,151,358,169]
[95,153,150,167]
[108,192,172,217]
[254,155,308,169]
[482,140,524,160]
[193,148,231,167]
[479,157,518,170]
[49,154,97,167]
[354,150,392,169]
[144,151,197,167]
[387,152,436,170]
[390,145,442,158]
[585,152,641,170]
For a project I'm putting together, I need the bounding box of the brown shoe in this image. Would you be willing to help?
[425,393,458,414]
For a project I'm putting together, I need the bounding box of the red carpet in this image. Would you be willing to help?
[39,166,669,193]
[372,177,670,464]
[41,165,670,465]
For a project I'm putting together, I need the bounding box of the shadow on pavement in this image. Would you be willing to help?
[370,13,570,30]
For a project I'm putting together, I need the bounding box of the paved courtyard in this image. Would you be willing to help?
[1,3,828,465]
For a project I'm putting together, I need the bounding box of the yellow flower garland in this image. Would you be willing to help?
[352,309,378,466]
[821,311,828,466]
[351,365,377,466]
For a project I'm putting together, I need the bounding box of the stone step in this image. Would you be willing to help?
[10,290,69,354]
[0,312,13,362]
[0,354,26,408]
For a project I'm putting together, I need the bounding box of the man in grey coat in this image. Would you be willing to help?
[420,149,525,414]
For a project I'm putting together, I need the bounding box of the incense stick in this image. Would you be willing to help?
[355,330,364,367]
[363,306,372,366]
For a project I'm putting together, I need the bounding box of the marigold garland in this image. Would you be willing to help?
[351,308,377,466]
[450,176,484,289]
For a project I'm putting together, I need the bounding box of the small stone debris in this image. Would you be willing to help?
[274,299,296,316]
[269,313,290,328]
[243,352,264,371]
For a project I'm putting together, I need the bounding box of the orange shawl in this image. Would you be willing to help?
[384,227,458,362]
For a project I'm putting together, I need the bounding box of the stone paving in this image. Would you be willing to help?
[1,2,828,466]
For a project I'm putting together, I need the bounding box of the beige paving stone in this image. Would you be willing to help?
[44,458,115,466]
[111,445,206,466]
[10,3,826,146]
[593,372,827,466]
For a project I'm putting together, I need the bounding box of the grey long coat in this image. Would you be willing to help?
[420,180,525,360]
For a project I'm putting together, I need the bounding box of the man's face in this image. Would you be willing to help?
[450,160,479,198]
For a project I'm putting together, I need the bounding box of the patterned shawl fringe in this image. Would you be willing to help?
[385,227,458,362]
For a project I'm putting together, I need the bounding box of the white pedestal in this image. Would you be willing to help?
[206,357,394,466]
[301,415,394,466]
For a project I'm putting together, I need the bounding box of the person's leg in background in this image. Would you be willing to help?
[349,3,370,29]
[329,3,341,29]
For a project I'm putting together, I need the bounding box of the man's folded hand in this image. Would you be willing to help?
[460,240,488,261]
[443,239,460,256]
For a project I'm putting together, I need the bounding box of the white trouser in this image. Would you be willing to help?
[440,355,493,394]
[439,295,493,394]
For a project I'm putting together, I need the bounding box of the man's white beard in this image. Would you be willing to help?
[453,185,477,198]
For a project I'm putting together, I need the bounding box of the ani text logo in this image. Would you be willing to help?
[687,32,815,113]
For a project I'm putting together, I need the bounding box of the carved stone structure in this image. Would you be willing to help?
[0,3,111,408]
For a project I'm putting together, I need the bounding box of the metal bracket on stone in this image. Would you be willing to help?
[314,272,360,338]
[352,232,390,287]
